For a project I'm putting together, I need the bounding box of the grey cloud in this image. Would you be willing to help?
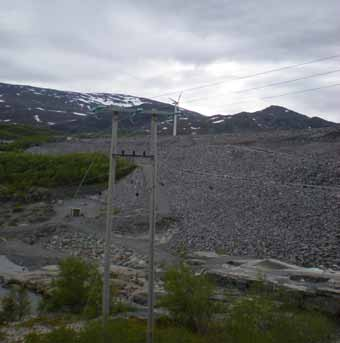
[0,0,339,120]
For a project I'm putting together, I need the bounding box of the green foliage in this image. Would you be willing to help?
[23,319,206,343]
[110,299,137,315]
[0,135,54,152]
[82,266,106,319]
[41,257,101,316]
[155,326,206,343]
[21,308,335,343]
[0,330,7,342]
[20,314,78,329]
[19,261,336,343]
[79,319,145,343]
[25,326,77,343]
[159,264,217,333]
[175,242,188,259]
[0,123,54,140]
[40,257,118,318]
[0,152,135,200]
[0,123,57,152]
[0,286,31,323]
[224,295,335,343]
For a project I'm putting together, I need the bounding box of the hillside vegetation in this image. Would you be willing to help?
[0,123,57,152]
[0,152,135,201]
[16,257,336,343]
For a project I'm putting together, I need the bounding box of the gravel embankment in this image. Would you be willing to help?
[28,128,340,269]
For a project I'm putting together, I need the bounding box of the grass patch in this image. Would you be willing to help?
[19,314,80,329]
[0,135,55,152]
[0,152,135,200]
[22,314,336,343]
[0,123,58,152]
[0,123,54,140]
[23,318,206,343]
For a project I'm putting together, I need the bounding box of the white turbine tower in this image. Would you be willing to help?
[169,92,182,136]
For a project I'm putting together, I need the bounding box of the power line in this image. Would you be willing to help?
[150,54,340,99]
[224,83,340,107]
[234,69,340,94]
[184,69,340,104]
[143,82,340,116]
[72,156,99,198]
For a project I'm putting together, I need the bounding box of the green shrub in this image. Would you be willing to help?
[0,123,54,140]
[0,152,135,200]
[0,286,31,322]
[0,135,55,152]
[82,266,106,319]
[0,330,7,342]
[79,319,145,343]
[159,264,217,333]
[25,326,77,343]
[0,123,58,152]
[224,295,335,343]
[155,326,206,343]
[23,319,206,343]
[40,257,115,317]
[111,299,137,315]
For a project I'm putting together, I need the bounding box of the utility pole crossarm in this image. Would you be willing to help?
[112,151,154,159]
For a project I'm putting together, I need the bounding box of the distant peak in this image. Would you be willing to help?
[265,105,289,111]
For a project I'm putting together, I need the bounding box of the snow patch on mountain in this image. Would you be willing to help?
[48,109,66,113]
[72,93,145,108]
[73,112,88,117]
[209,115,221,120]
[212,119,225,124]
[34,115,42,122]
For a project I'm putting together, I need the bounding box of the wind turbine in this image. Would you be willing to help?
[169,92,182,136]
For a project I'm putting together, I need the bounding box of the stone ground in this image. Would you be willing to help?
[0,126,340,341]
[1,252,340,342]
[0,127,339,271]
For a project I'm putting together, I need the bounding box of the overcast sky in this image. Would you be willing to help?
[1,0,339,121]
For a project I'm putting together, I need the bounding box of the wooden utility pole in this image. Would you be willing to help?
[102,110,119,323]
[147,110,157,343]
[98,106,165,342]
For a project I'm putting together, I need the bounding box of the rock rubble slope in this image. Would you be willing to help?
[29,127,340,269]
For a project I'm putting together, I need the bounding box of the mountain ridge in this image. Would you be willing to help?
[0,82,337,134]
